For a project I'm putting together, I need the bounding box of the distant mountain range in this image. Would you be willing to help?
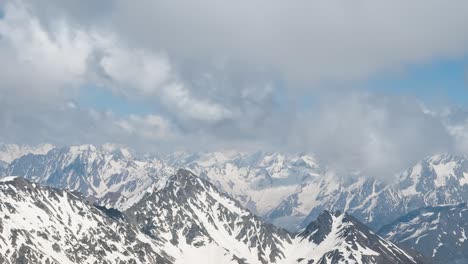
[3,144,323,218]
[0,171,427,263]
[0,143,467,263]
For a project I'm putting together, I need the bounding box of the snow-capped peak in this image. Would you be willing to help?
[126,169,292,264]
[289,211,426,264]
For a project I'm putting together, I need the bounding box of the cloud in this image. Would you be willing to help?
[0,1,248,149]
[0,95,179,151]
[96,35,233,122]
[290,93,454,178]
[1,0,468,178]
[97,38,172,96]
[0,1,235,123]
[160,83,233,122]
[106,0,468,84]
[115,114,175,141]
[8,0,468,86]
[0,2,91,102]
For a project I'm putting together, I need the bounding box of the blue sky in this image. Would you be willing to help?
[77,57,468,117]
[78,85,157,116]
[368,57,468,106]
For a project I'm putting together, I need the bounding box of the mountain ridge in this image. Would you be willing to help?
[0,175,173,264]
[0,171,426,264]
[0,143,466,263]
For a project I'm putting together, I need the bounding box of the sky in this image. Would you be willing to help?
[0,0,468,177]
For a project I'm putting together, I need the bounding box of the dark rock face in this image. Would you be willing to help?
[299,211,334,244]
[94,204,125,220]
[379,203,468,264]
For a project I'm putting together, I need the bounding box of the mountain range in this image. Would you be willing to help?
[0,143,467,263]
[0,170,427,264]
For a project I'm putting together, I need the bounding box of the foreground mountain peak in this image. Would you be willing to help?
[173,168,199,182]
[298,210,339,244]
[126,169,292,264]
[161,168,219,199]
[290,210,427,264]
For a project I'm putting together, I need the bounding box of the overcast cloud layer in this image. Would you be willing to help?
[1,0,468,178]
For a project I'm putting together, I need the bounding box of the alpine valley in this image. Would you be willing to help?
[0,143,467,263]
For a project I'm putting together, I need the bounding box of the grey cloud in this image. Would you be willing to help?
[13,0,468,85]
[0,98,179,151]
[108,0,468,84]
[2,0,468,178]
[0,2,90,103]
[290,93,455,178]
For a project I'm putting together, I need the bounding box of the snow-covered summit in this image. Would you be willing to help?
[288,211,427,264]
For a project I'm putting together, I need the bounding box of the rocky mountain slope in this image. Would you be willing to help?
[379,203,468,264]
[289,211,427,264]
[0,176,172,264]
[126,169,292,264]
[126,169,426,264]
